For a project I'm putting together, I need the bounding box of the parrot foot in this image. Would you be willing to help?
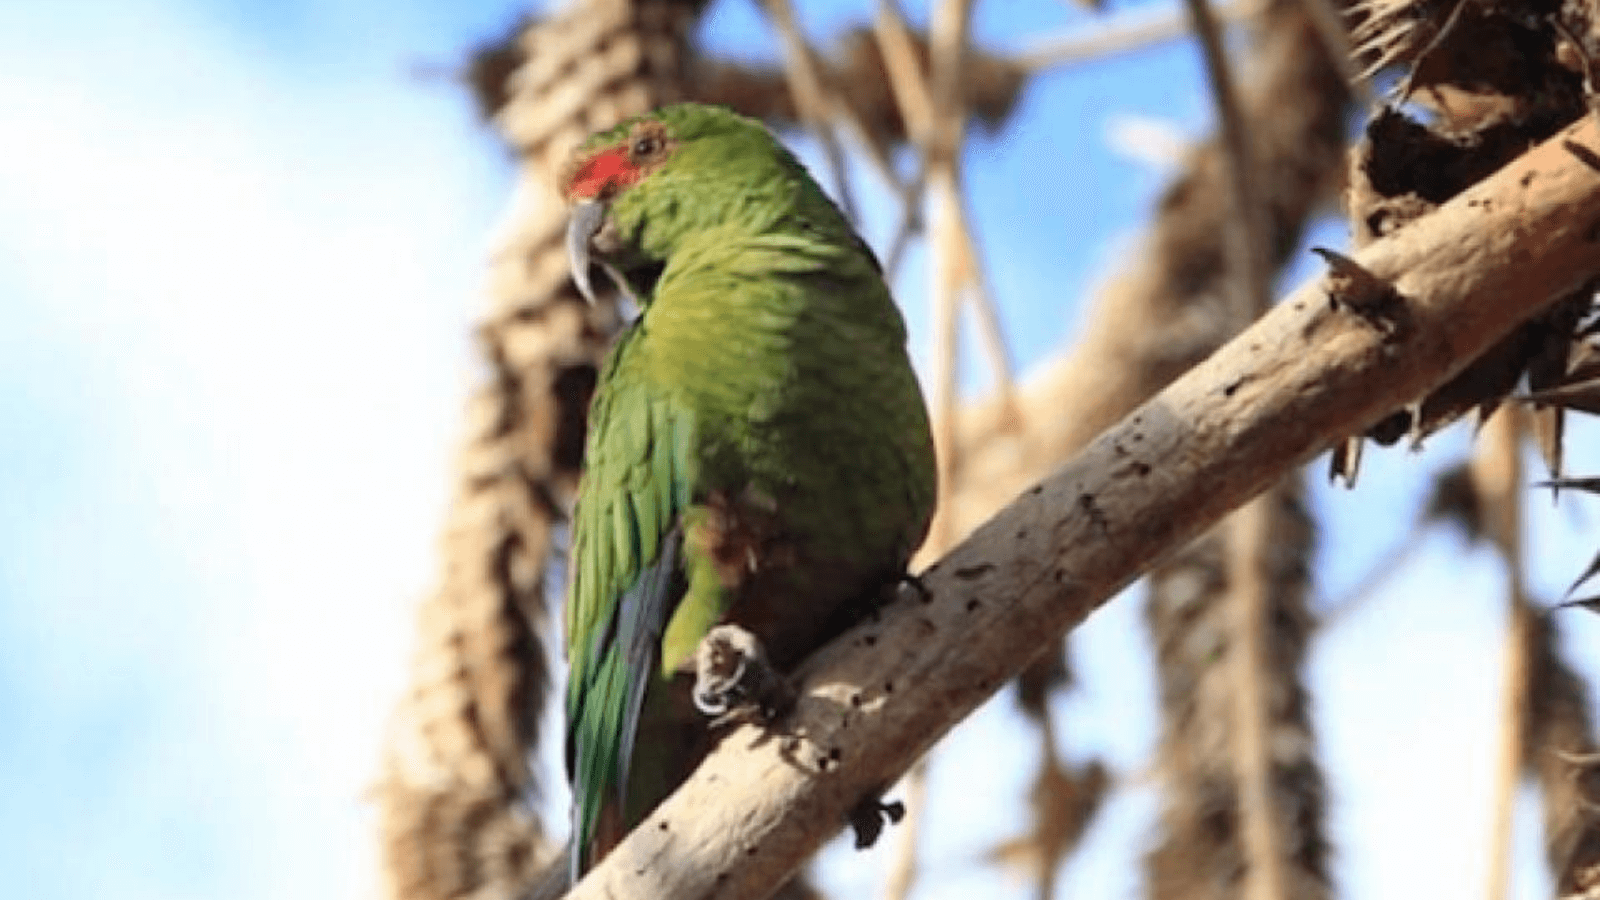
[847,793,905,849]
[693,624,795,725]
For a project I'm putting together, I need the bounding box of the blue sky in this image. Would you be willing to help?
[2,1,1597,899]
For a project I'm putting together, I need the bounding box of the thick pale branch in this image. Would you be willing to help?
[565,116,1600,900]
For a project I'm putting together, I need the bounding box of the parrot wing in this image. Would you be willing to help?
[564,330,697,874]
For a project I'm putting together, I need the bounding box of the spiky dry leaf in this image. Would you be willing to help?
[985,757,1110,894]
[1567,339,1600,377]
[1554,596,1600,615]
[1421,462,1485,542]
[1533,404,1567,481]
[1565,548,1600,600]
[1328,434,1363,486]
[1526,377,1600,417]
[1536,477,1600,495]
[1014,645,1072,722]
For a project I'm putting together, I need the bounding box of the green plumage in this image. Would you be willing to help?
[562,104,936,876]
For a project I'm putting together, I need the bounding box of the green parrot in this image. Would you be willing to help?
[559,103,936,878]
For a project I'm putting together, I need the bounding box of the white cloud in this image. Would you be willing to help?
[0,2,509,897]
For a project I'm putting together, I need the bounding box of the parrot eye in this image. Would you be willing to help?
[631,135,662,159]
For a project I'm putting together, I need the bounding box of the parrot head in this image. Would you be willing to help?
[559,103,827,305]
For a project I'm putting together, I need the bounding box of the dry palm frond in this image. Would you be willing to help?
[1145,484,1331,900]
[1336,0,1600,479]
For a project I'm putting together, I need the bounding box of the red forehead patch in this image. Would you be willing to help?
[566,147,642,201]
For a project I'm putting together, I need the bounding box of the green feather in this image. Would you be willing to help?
[563,104,936,879]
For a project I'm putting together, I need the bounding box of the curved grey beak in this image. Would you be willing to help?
[566,199,607,305]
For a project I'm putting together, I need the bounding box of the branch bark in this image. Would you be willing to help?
[562,115,1600,900]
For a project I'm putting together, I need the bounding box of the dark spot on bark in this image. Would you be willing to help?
[955,563,995,579]
[1133,461,1151,476]
[746,845,758,856]
[717,872,729,885]
[1027,484,1043,496]
[884,681,894,694]
[829,746,843,763]
[863,634,877,647]
[1521,170,1536,187]
[1080,493,1110,534]
[1564,140,1600,172]
[965,598,981,612]
[1054,568,1067,583]
[659,820,670,831]
[850,692,863,708]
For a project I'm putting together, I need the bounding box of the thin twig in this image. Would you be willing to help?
[951,199,1019,421]
[883,159,928,280]
[1478,407,1529,900]
[921,0,975,555]
[1186,0,1271,319]
[875,0,936,144]
[891,5,975,895]
[759,0,859,221]
[927,176,962,554]
[825,74,927,282]
[1224,494,1292,900]
[831,92,900,191]
[881,0,1016,440]
[864,1,933,283]
[1016,0,1266,72]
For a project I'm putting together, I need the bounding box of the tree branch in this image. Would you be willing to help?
[563,115,1600,900]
